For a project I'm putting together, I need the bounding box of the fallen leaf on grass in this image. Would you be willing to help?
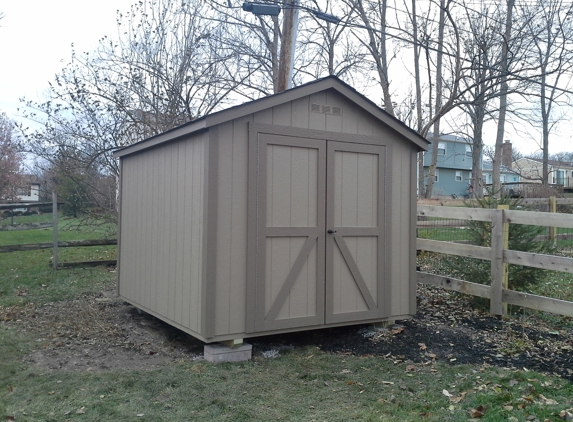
[76,407,86,414]
[419,411,430,417]
[406,365,416,372]
[418,343,427,351]
[558,410,573,421]
[391,327,405,335]
[470,405,486,418]
[381,381,394,385]
[536,394,558,405]
[449,391,467,403]
[509,379,519,386]
[442,389,452,397]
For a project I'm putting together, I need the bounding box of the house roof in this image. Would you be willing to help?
[426,133,470,144]
[21,174,41,185]
[516,157,573,169]
[113,76,430,158]
[482,161,516,174]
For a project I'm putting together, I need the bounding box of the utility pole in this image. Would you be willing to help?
[243,1,339,92]
[277,0,299,92]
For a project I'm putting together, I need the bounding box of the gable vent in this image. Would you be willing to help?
[310,103,321,113]
[310,103,343,116]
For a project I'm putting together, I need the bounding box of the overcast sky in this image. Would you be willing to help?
[0,0,570,155]
[0,0,133,117]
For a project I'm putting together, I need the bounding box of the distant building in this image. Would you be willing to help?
[422,135,517,198]
[514,157,573,190]
[15,175,41,203]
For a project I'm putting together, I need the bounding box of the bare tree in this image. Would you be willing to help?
[20,0,236,226]
[0,112,24,202]
[458,2,506,197]
[345,0,396,115]
[520,0,573,185]
[424,0,447,198]
[295,0,369,84]
[491,0,515,197]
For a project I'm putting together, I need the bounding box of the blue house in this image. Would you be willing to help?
[422,134,517,198]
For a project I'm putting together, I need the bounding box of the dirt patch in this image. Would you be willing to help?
[1,286,572,380]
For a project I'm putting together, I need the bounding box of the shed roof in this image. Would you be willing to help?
[114,76,429,158]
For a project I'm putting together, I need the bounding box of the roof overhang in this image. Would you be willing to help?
[113,76,429,159]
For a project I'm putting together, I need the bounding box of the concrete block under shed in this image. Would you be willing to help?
[204,343,252,363]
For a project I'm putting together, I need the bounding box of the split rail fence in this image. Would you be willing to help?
[417,203,573,318]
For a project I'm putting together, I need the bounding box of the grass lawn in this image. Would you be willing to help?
[1,221,573,421]
[0,213,115,246]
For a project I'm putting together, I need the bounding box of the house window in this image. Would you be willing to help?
[16,186,31,196]
[465,145,472,157]
[427,169,439,182]
[500,175,506,183]
[438,142,446,155]
[455,171,462,182]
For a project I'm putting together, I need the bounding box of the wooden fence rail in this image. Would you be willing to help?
[417,204,573,318]
[0,239,117,253]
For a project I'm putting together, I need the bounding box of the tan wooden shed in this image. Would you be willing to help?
[113,76,429,344]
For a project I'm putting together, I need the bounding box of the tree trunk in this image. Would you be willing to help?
[412,0,425,197]
[493,0,514,197]
[424,0,446,199]
[277,0,297,92]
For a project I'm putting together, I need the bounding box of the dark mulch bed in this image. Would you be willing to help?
[252,286,573,382]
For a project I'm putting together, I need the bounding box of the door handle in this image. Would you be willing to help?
[327,230,337,234]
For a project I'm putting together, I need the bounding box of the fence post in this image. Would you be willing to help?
[52,191,59,270]
[498,205,510,316]
[490,207,504,316]
[548,196,557,243]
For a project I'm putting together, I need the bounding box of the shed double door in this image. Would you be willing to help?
[250,133,386,332]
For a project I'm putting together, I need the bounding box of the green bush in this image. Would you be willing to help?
[442,195,553,291]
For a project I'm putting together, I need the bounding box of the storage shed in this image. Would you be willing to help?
[113,76,429,344]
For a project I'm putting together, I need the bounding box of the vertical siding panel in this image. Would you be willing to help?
[118,160,131,300]
[228,117,250,334]
[142,153,151,308]
[190,136,205,332]
[272,102,292,127]
[175,142,185,325]
[291,97,310,129]
[254,108,273,124]
[214,122,233,335]
[155,148,166,316]
[140,154,150,308]
[167,145,175,321]
[341,97,359,135]
[389,140,410,316]
[180,140,192,329]
[149,150,159,312]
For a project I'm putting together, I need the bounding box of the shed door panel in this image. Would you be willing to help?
[326,142,386,323]
[254,134,326,332]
